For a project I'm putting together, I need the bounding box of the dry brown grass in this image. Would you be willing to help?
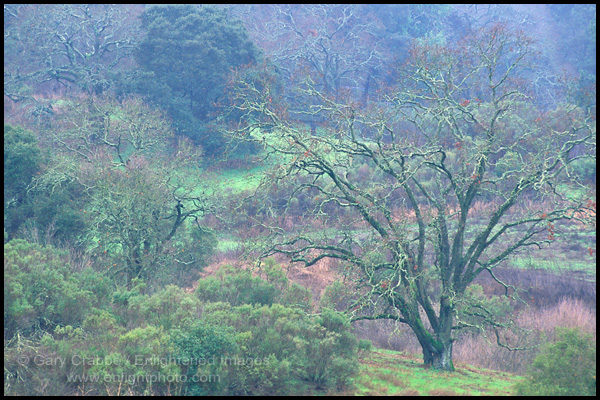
[452,297,596,373]
[286,252,340,300]
[516,296,596,337]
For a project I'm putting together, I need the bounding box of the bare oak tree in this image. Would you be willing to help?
[223,25,595,370]
[4,4,141,100]
[39,95,214,288]
[235,4,382,99]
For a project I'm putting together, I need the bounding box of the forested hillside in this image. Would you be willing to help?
[4,4,596,396]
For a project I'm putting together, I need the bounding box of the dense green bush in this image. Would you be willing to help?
[170,321,239,395]
[195,258,314,311]
[198,302,359,395]
[195,263,281,306]
[4,311,124,396]
[34,322,179,396]
[127,284,201,330]
[4,239,105,337]
[4,244,357,396]
[514,327,596,396]
[4,124,41,208]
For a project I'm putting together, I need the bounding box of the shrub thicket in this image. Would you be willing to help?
[4,255,358,396]
[197,302,359,395]
[514,327,596,396]
[4,239,107,338]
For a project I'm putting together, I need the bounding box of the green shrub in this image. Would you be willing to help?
[305,308,359,389]
[170,321,238,395]
[279,281,313,310]
[195,263,281,306]
[4,239,99,337]
[358,338,374,352]
[199,303,359,395]
[60,324,180,396]
[514,327,596,396]
[127,284,201,330]
[4,124,41,208]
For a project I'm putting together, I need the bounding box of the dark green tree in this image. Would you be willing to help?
[3,125,85,244]
[4,124,41,210]
[129,4,260,153]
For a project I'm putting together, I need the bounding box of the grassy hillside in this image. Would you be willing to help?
[350,349,523,396]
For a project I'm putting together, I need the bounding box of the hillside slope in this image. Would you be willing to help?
[350,349,523,396]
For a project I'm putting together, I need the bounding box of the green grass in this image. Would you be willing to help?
[351,348,523,396]
[509,257,596,276]
[212,166,265,193]
[215,234,243,253]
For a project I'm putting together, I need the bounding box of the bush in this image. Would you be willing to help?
[4,239,100,337]
[4,311,169,396]
[308,308,359,389]
[127,284,201,330]
[514,327,596,396]
[4,124,41,207]
[195,262,283,306]
[199,303,359,394]
[170,321,238,395]
[358,338,374,352]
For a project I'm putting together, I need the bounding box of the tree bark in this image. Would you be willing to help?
[411,299,455,371]
[415,328,455,371]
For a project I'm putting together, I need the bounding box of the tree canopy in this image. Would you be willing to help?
[4,4,140,99]
[125,4,260,154]
[223,24,596,370]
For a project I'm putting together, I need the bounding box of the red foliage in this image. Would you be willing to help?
[547,222,555,241]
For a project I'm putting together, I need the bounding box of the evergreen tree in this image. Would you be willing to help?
[129,5,260,154]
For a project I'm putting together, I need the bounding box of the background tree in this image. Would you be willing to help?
[4,124,41,211]
[365,4,451,69]
[4,4,141,100]
[223,25,596,371]
[4,124,88,244]
[231,4,383,136]
[236,4,382,98]
[43,95,216,288]
[119,4,260,154]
